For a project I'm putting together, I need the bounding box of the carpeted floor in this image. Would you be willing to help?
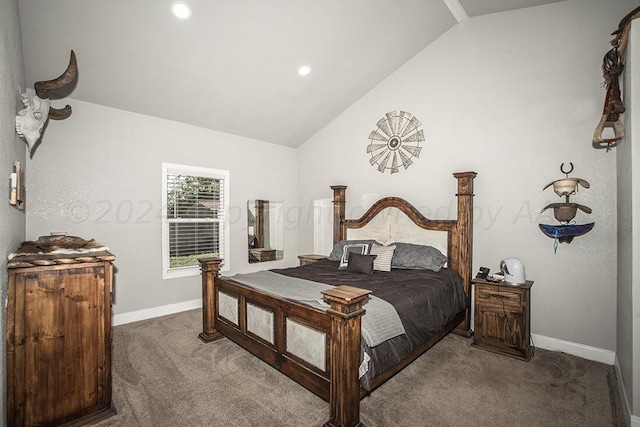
[95,309,625,427]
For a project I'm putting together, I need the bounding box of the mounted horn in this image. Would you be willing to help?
[34,50,78,120]
[16,50,79,156]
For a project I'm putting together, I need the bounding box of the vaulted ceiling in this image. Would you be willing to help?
[18,0,566,148]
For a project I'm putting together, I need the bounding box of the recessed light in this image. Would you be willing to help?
[171,1,191,20]
[298,65,311,76]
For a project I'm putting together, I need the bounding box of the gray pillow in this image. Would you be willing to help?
[328,239,379,261]
[390,242,447,271]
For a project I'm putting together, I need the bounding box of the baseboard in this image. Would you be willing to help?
[117,309,616,362]
[112,298,202,326]
[531,333,615,365]
[614,355,637,427]
[117,309,616,364]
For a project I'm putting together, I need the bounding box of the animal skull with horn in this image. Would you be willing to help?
[16,50,78,155]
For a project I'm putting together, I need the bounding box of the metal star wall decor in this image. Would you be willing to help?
[367,110,424,174]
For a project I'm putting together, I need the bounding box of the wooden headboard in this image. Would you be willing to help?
[330,171,477,336]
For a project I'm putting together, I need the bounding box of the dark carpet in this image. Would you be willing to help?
[94,309,624,426]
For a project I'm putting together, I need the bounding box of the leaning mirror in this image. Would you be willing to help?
[248,200,284,263]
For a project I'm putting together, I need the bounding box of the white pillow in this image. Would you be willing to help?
[369,244,395,272]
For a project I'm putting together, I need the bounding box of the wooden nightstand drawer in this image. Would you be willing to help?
[476,286,523,310]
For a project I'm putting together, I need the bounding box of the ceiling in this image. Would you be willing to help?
[18,0,565,148]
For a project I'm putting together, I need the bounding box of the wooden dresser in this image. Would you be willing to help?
[472,277,533,361]
[6,240,116,426]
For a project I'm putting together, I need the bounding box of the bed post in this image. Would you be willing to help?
[198,257,224,343]
[453,172,477,337]
[321,285,371,427]
[331,185,347,245]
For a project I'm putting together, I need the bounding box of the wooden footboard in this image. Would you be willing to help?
[199,257,370,427]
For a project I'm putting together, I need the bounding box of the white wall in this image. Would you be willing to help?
[298,0,632,353]
[617,16,640,425]
[0,0,27,424]
[25,99,298,318]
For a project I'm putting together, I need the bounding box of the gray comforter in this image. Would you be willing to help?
[228,270,406,347]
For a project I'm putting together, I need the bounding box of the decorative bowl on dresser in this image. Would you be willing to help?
[471,277,534,361]
[6,235,116,426]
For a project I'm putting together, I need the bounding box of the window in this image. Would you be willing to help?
[162,163,229,279]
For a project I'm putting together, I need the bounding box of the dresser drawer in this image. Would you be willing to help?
[476,286,523,310]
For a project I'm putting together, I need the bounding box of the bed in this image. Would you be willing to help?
[198,171,477,427]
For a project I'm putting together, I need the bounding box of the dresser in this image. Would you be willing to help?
[472,278,533,361]
[6,237,116,426]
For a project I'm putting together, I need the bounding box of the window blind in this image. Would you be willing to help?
[166,173,225,270]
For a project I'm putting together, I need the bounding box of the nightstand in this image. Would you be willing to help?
[298,254,327,266]
[249,248,276,262]
[472,278,533,361]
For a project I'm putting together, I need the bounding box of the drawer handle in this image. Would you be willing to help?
[482,293,512,301]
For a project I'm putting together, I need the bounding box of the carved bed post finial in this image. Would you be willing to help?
[321,285,371,427]
[198,257,224,342]
[331,186,347,246]
[453,171,477,336]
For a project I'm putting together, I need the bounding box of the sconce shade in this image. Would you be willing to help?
[539,223,595,244]
[540,202,592,223]
[543,177,590,197]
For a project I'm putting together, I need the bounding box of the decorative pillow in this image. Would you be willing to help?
[346,252,377,274]
[369,244,395,272]
[338,243,370,270]
[390,242,447,271]
[328,239,378,261]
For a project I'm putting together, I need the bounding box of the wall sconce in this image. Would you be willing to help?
[9,161,24,210]
[539,163,594,253]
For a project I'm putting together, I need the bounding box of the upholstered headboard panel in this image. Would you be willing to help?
[345,206,448,256]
